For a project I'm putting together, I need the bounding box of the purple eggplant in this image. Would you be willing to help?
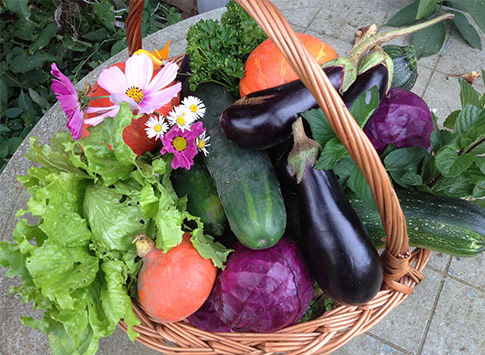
[220,66,344,150]
[285,118,383,305]
[342,63,388,109]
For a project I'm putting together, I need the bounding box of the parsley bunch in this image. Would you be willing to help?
[185,1,266,95]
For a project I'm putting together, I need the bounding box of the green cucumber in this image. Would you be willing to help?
[191,83,287,249]
[172,158,227,237]
[383,44,418,90]
[349,189,485,257]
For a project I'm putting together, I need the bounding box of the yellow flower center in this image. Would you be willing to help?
[176,116,185,125]
[197,139,205,149]
[154,124,162,132]
[125,86,144,103]
[190,104,198,113]
[173,137,187,152]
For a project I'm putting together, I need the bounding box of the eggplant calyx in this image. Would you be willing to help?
[322,56,358,94]
[287,117,321,184]
[357,46,394,93]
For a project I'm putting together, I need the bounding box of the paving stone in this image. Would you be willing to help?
[272,0,323,10]
[98,328,159,354]
[448,253,484,290]
[336,333,407,354]
[368,268,442,353]
[306,30,353,56]
[413,65,433,98]
[422,70,463,127]
[426,252,450,273]
[309,0,388,44]
[282,6,321,28]
[421,277,485,354]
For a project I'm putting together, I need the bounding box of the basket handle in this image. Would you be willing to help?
[235,0,418,293]
[126,0,145,55]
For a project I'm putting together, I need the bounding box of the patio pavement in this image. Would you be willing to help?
[1,1,484,354]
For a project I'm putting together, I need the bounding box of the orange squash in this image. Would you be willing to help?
[82,62,180,156]
[135,233,217,322]
[239,33,338,97]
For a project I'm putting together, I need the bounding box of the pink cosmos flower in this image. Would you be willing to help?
[50,63,84,140]
[161,121,205,170]
[86,52,181,122]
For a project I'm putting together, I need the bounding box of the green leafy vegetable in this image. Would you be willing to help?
[0,103,230,355]
[185,1,266,94]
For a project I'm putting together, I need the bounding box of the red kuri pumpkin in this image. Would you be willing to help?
[82,62,180,156]
[239,33,338,97]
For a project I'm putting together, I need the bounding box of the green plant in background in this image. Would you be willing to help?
[387,0,485,58]
[0,0,182,173]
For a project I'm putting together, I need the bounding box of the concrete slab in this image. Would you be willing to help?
[368,268,443,353]
[421,277,485,354]
[448,253,485,290]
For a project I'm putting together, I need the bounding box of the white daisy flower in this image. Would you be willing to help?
[145,115,169,140]
[196,131,210,156]
[167,105,195,132]
[182,96,206,119]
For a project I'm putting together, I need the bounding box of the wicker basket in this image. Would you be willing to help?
[118,0,431,353]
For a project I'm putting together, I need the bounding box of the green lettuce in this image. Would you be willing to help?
[0,103,230,355]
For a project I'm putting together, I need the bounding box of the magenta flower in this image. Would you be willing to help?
[51,63,84,140]
[161,121,205,170]
[87,52,181,121]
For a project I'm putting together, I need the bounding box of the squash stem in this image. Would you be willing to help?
[134,234,156,257]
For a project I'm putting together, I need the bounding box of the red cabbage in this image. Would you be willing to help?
[187,294,234,332]
[364,87,433,153]
[210,237,313,333]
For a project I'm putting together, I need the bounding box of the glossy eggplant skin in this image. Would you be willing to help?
[342,63,388,109]
[220,66,344,150]
[288,163,383,305]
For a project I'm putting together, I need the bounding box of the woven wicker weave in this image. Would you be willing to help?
[119,0,431,353]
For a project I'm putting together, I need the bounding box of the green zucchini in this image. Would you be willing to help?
[349,189,485,257]
[191,83,287,249]
[172,158,227,237]
[383,44,418,90]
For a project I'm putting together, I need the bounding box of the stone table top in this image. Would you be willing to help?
[1,1,484,354]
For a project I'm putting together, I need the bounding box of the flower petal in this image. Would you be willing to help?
[84,116,106,126]
[66,108,84,140]
[139,83,181,113]
[98,66,129,94]
[145,61,179,95]
[110,93,138,111]
[125,53,153,90]
[51,63,76,95]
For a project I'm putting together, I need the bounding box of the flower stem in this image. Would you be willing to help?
[89,95,112,100]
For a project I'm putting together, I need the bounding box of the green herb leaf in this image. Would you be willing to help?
[443,110,460,129]
[301,109,335,146]
[348,163,374,206]
[459,79,482,108]
[416,0,437,20]
[29,22,58,53]
[384,147,428,188]
[386,0,419,26]
[454,103,481,136]
[449,10,482,49]
[435,147,475,177]
[3,0,30,19]
[413,22,446,58]
[315,137,348,170]
[94,0,116,32]
[445,0,485,33]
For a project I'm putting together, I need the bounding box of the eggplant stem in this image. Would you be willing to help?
[288,117,321,183]
[348,13,454,61]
